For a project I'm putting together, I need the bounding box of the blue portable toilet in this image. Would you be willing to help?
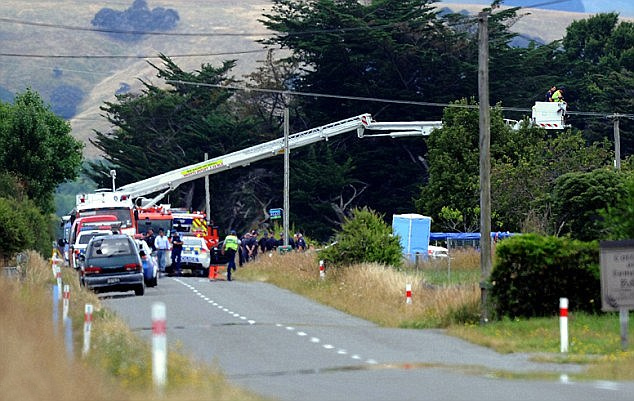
[392,214,432,262]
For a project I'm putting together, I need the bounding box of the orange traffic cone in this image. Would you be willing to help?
[208,265,219,281]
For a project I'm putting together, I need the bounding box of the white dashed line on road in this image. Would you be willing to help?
[176,278,377,364]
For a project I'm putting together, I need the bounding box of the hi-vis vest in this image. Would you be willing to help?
[224,235,239,251]
[551,90,563,102]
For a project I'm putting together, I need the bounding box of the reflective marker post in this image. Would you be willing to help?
[152,302,167,392]
[406,283,412,305]
[82,304,93,357]
[62,284,70,321]
[560,298,568,353]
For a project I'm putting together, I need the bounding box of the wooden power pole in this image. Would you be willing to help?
[478,10,492,323]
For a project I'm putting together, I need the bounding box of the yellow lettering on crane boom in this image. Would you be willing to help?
[181,160,224,177]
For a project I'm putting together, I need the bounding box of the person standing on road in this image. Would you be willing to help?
[258,231,269,254]
[222,230,239,281]
[154,228,169,273]
[171,231,183,276]
[144,228,156,252]
[246,231,258,261]
[296,233,307,252]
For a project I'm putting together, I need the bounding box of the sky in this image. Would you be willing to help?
[444,0,634,18]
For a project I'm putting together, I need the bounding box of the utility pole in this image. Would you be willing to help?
[204,153,211,222]
[478,10,492,324]
[283,107,290,247]
[110,169,117,192]
[609,114,622,170]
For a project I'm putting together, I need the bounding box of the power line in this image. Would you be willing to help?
[0,49,269,59]
[165,80,634,119]
[0,17,397,37]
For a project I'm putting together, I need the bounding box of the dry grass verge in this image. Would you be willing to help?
[1,251,266,401]
[239,250,480,328]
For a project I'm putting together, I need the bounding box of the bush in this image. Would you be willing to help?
[317,207,402,268]
[0,198,32,263]
[490,234,600,318]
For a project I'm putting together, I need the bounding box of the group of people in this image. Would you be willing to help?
[144,227,184,276]
[221,229,307,281]
[545,85,565,103]
[140,225,308,281]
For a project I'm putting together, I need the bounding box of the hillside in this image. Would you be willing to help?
[0,1,630,157]
[0,0,271,157]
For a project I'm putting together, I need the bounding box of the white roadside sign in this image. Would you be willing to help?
[600,240,634,311]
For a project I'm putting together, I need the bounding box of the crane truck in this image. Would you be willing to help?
[71,105,565,243]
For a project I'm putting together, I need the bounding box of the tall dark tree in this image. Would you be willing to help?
[551,169,627,240]
[88,55,266,234]
[257,0,493,237]
[552,13,634,156]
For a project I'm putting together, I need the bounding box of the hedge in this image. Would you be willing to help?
[490,234,600,318]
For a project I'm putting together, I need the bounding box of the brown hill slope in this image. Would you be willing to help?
[0,1,629,157]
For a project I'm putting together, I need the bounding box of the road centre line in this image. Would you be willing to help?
[175,278,257,325]
[176,278,377,364]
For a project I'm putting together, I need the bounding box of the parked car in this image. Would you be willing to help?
[135,239,158,287]
[428,245,449,259]
[180,235,211,276]
[72,229,112,269]
[80,234,145,296]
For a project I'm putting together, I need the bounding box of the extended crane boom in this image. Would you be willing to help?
[117,113,442,207]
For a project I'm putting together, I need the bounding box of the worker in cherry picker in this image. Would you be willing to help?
[545,85,557,102]
[551,86,565,103]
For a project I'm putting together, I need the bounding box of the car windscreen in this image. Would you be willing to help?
[80,208,133,228]
[78,233,109,245]
[87,238,134,258]
[138,219,172,235]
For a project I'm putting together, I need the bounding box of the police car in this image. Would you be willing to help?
[180,236,211,276]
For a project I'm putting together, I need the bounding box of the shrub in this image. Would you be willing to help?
[0,198,32,263]
[318,207,402,268]
[490,233,600,318]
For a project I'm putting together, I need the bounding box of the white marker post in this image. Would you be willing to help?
[406,283,412,304]
[55,266,62,301]
[82,304,93,357]
[560,297,569,353]
[319,260,325,280]
[152,302,167,392]
[62,284,70,321]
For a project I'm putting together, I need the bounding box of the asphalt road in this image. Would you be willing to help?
[102,276,634,401]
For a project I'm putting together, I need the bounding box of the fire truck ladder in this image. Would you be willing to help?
[117,114,442,207]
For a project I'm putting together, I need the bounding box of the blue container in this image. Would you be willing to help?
[392,214,431,262]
